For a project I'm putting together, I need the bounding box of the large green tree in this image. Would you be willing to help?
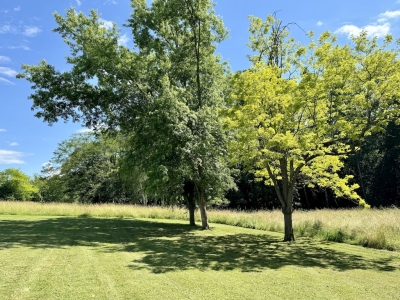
[225,15,400,241]
[17,0,233,228]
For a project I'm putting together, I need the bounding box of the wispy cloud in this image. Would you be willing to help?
[317,21,323,26]
[335,23,390,38]
[0,150,25,164]
[0,129,6,132]
[118,34,129,46]
[8,45,30,51]
[0,25,17,34]
[99,18,114,30]
[378,10,400,23]
[14,6,21,11]
[9,142,18,146]
[0,67,17,77]
[22,26,41,37]
[105,0,117,4]
[0,77,14,85]
[76,0,82,6]
[0,55,11,63]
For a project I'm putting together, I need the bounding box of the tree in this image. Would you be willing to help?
[17,1,234,227]
[42,132,136,204]
[0,168,39,201]
[225,15,400,241]
[125,0,234,228]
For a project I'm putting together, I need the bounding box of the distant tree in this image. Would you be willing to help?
[225,15,400,241]
[43,132,137,204]
[0,168,38,201]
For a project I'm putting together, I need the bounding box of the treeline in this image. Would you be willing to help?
[1,121,399,209]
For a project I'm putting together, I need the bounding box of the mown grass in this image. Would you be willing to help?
[1,215,400,300]
[0,201,399,251]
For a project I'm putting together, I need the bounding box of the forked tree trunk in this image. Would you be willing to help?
[197,188,209,229]
[266,159,299,242]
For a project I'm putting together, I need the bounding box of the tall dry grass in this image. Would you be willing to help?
[0,201,399,250]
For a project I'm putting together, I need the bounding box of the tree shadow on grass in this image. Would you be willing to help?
[0,217,398,273]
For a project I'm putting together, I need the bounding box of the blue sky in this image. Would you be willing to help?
[1,0,400,176]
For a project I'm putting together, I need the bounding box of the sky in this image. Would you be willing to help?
[1,0,400,176]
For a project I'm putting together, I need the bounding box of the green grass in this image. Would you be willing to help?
[1,215,400,300]
[1,201,399,251]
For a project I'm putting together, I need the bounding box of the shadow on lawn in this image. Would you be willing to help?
[0,217,398,273]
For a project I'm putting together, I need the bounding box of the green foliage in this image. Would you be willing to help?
[40,132,139,204]
[225,15,400,221]
[17,1,235,227]
[0,169,38,201]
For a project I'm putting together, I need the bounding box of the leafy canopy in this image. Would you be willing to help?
[225,15,400,210]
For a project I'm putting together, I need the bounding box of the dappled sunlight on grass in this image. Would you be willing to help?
[1,215,399,299]
[0,201,399,250]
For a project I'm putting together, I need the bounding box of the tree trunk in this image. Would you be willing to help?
[183,180,196,226]
[283,212,295,241]
[324,189,329,208]
[198,188,209,229]
[188,196,196,226]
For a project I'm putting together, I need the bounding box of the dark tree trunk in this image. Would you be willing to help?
[188,196,196,226]
[303,185,310,209]
[324,189,329,208]
[198,188,209,229]
[183,180,196,226]
[283,212,295,241]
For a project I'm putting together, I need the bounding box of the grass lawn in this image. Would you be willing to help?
[0,215,399,300]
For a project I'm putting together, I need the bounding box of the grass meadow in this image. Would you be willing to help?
[1,214,400,299]
[0,201,399,250]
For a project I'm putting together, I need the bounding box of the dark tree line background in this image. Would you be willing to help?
[1,121,399,209]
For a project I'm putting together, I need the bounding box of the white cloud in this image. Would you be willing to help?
[378,10,400,22]
[14,6,20,11]
[76,0,82,6]
[0,150,25,164]
[99,18,114,30]
[76,128,94,133]
[0,129,6,132]
[335,23,390,38]
[105,0,117,4]
[0,25,17,34]
[22,26,41,37]
[9,142,18,146]
[317,21,323,26]
[0,67,17,77]
[0,55,11,63]
[0,77,14,85]
[118,34,129,46]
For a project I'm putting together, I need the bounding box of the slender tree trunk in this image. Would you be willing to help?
[283,212,295,241]
[188,196,196,226]
[184,180,196,226]
[357,160,367,200]
[324,189,329,208]
[303,185,310,209]
[198,188,209,229]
